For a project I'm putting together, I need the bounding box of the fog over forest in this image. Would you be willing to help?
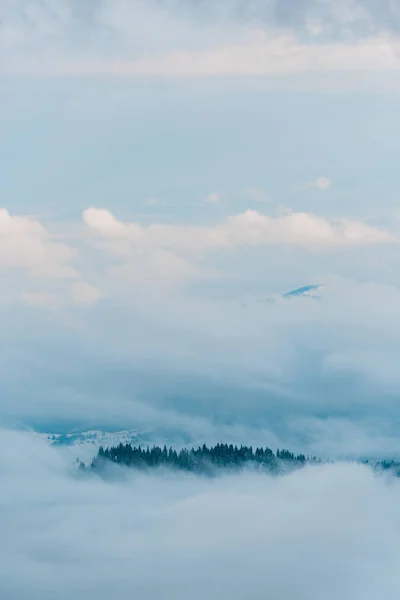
[2,430,400,599]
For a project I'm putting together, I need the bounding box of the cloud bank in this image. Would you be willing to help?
[2,430,400,600]
[2,204,392,303]
[2,0,400,78]
[2,1,400,452]
[1,206,400,458]
[84,206,396,265]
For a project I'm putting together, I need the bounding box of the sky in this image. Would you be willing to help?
[1,0,400,458]
[4,2,400,599]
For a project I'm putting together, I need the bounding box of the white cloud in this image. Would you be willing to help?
[84,207,397,256]
[0,208,78,279]
[9,33,400,78]
[0,209,101,308]
[4,274,400,450]
[83,208,140,241]
[218,210,395,248]
[309,177,333,191]
[107,249,218,287]
[80,207,397,294]
[85,33,399,78]
[2,1,400,79]
[2,431,400,599]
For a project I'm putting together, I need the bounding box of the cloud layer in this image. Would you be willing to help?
[1,205,400,458]
[2,0,400,77]
[3,7,400,595]
[83,207,396,284]
[2,0,400,452]
[2,430,400,600]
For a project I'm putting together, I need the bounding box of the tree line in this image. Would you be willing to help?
[89,442,314,474]
[84,443,400,477]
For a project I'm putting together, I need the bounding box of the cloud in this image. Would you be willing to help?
[1,234,400,459]
[4,272,399,454]
[0,208,78,279]
[6,32,400,77]
[1,208,400,452]
[20,283,102,309]
[3,204,393,312]
[84,207,396,257]
[309,177,332,191]
[69,282,102,306]
[4,1,400,479]
[218,211,396,248]
[2,1,400,78]
[21,291,61,310]
[6,0,400,41]
[0,208,101,308]
[2,430,400,599]
[158,0,400,39]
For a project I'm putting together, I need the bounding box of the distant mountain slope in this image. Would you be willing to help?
[283,284,325,299]
[240,284,326,307]
[36,429,196,462]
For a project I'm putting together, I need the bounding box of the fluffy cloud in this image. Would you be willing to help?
[80,206,398,292]
[1,208,400,450]
[217,210,395,248]
[0,209,100,307]
[2,204,394,306]
[2,430,400,599]
[0,208,78,279]
[84,207,396,256]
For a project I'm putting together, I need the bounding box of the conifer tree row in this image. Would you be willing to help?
[86,443,400,476]
[91,442,311,474]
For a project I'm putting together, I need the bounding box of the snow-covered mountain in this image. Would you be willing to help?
[36,429,197,463]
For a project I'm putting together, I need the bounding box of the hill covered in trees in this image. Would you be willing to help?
[89,442,313,475]
[87,442,400,477]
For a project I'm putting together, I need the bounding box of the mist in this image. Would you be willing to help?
[1,430,400,599]
[3,430,400,599]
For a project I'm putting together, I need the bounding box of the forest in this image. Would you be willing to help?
[88,443,400,476]
[89,442,316,474]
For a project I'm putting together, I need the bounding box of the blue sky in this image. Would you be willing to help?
[3,79,400,222]
[2,0,400,456]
